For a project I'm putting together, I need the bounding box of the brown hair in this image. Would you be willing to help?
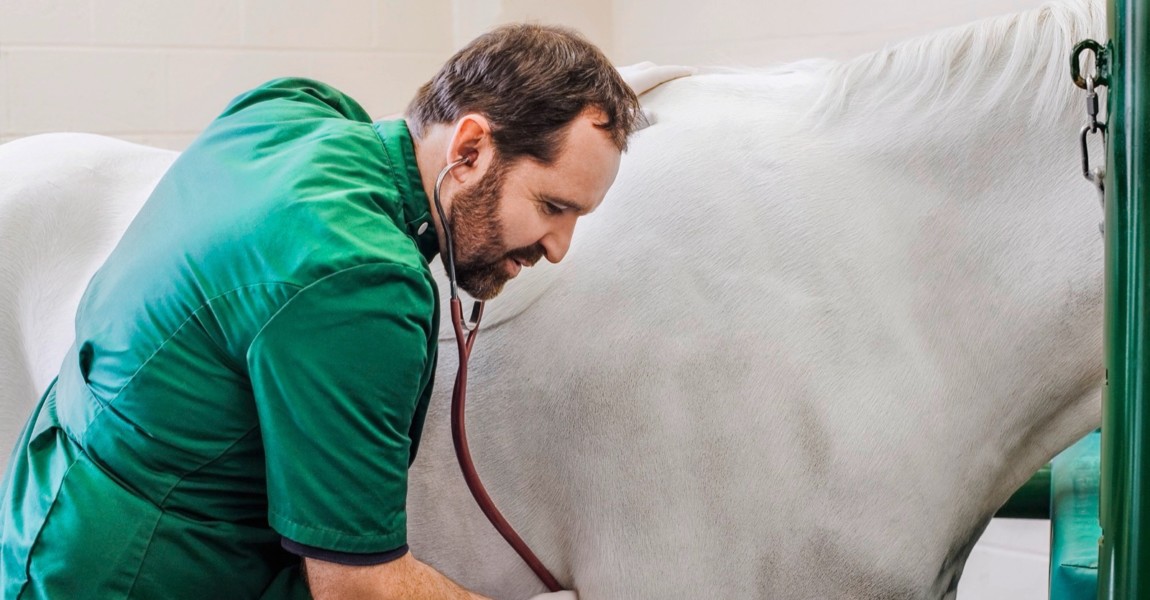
[406,23,641,164]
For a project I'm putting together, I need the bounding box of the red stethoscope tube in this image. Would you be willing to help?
[434,157,563,592]
[448,298,562,592]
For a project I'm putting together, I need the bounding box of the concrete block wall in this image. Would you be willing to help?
[454,0,613,55]
[0,0,454,149]
[2,0,1054,149]
[612,0,1050,66]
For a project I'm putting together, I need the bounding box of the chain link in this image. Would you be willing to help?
[1076,42,1108,234]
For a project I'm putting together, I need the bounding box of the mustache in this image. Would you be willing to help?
[505,244,545,267]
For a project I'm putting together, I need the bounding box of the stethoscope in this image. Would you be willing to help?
[432,157,564,593]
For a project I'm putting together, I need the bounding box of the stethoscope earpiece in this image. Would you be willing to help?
[432,156,473,301]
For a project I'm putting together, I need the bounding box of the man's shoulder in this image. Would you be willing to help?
[216,77,374,125]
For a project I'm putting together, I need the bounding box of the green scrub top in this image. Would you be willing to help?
[0,78,442,599]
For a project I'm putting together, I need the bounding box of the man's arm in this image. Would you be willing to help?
[305,552,492,600]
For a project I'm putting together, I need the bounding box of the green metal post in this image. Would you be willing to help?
[1100,0,1150,596]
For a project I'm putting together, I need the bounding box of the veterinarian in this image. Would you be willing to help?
[0,24,685,600]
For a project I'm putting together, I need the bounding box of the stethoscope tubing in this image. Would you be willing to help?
[433,158,563,592]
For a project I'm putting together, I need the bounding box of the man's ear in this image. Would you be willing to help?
[445,114,494,183]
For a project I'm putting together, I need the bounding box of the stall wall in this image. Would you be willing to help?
[2,0,1049,149]
[611,0,1048,65]
[0,0,455,148]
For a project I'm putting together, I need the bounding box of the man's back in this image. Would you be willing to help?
[1,78,441,599]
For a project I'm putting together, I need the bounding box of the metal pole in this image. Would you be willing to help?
[1099,0,1150,596]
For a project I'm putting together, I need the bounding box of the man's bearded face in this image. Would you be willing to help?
[448,159,544,300]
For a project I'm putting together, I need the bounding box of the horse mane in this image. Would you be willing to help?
[805,0,1105,125]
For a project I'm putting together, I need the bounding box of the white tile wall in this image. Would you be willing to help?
[0,0,93,45]
[450,0,613,55]
[452,0,504,50]
[613,0,1049,66]
[243,0,375,49]
[0,0,1063,146]
[1,0,456,148]
[615,29,918,67]
[0,48,9,137]
[6,48,167,134]
[305,51,446,117]
[164,49,314,131]
[377,0,453,52]
[499,0,614,53]
[91,0,242,47]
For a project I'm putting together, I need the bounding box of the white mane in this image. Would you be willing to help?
[808,0,1105,124]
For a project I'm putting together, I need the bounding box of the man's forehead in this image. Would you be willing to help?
[494,109,619,217]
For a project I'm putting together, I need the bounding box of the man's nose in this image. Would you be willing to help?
[540,217,577,264]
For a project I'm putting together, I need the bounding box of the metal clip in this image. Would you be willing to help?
[1071,40,1108,235]
[1078,73,1107,233]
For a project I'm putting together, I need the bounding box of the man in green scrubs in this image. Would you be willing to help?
[1,24,642,599]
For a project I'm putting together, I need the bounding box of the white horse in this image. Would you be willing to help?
[0,136,177,454]
[0,0,1105,598]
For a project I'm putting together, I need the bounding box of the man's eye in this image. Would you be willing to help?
[542,202,564,215]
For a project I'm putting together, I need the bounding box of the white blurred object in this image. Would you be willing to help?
[957,519,1050,599]
[616,61,695,96]
[527,592,577,600]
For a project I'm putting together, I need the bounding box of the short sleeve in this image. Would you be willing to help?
[247,262,436,553]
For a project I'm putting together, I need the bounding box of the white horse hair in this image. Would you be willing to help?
[0,136,177,449]
[0,1,1106,598]
[811,0,1096,124]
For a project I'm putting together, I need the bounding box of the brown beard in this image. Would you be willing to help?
[447,159,544,300]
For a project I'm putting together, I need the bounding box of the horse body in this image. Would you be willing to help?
[0,1,1104,598]
[0,135,177,452]
[408,2,1104,598]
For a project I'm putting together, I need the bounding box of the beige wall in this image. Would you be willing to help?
[1,0,1050,150]
[454,0,613,54]
[612,0,1048,65]
[0,0,455,149]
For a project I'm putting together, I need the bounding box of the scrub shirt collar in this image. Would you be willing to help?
[373,119,440,262]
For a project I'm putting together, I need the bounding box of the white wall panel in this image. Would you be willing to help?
[1,0,451,146]
[0,0,92,45]
[500,0,614,53]
[165,50,313,132]
[451,0,613,54]
[305,51,447,116]
[613,0,1049,65]
[242,0,375,49]
[0,48,9,137]
[377,0,453,51]
[91,0,241,47]
[6,48,166,134]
